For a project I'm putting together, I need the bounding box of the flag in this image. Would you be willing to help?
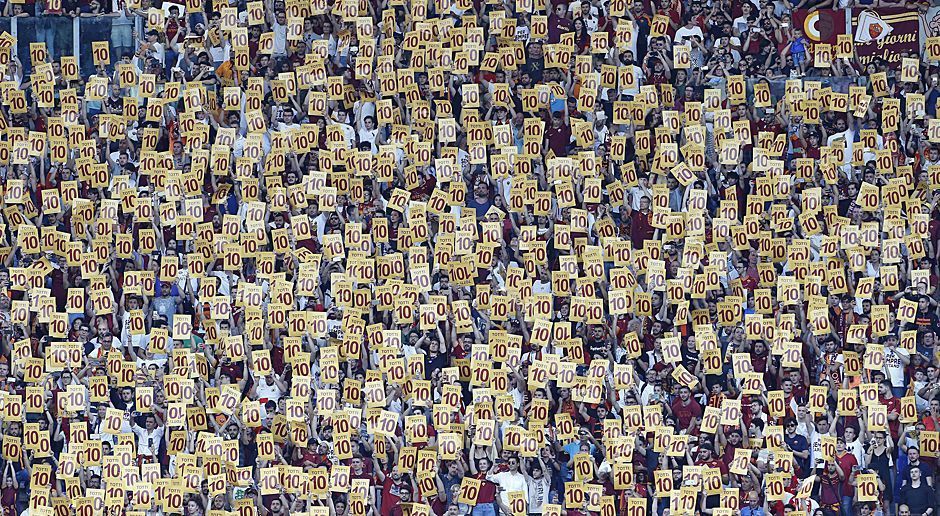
[794,9,846,46]
[854,9,892,43]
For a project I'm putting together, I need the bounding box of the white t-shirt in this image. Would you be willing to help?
[621,64,644,96]
[809,429,833,468]
[674,25,704,47]
[827,130,856,169]
[527,476,551,513]
[120,311,148,350]
[148,42,166,65]
[629,185,652,211]
[132,424,165,455]
[256,379,284,402]
[208,41,231,63]
[883,347,909,388]
[915,380,929,412]
[846,438,866,468]
[272,21,288,55]
[276,121,301,132]
[532,279,552,295]
[509,387,525,409]
[580,13,599,33]
[639,381,658,406]
[489,470,529,507]
[335,122,356,148]
[357,128,378,152]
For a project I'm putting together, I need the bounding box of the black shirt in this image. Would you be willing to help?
[900,482,936,516]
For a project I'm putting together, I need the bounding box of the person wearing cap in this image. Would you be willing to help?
[783,417,811,474]
[137,29,166,66]
[591,111,609,150]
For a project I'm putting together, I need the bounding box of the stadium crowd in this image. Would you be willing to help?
[0,0,939,515]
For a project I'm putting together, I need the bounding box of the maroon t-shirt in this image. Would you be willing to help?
[380,478,404,515]
[880,395,902,440]
[545,123,571,157]
[548,13,573,43]
[835,451,858,496]
[630,210,654,249]
[474,473,498,504]
[670,398,703,430]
